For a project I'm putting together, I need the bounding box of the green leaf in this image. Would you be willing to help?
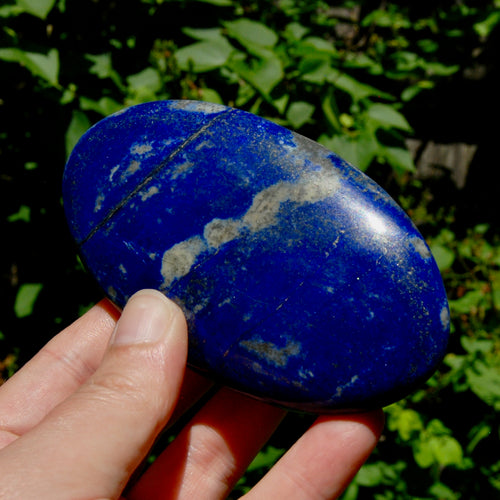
[389,408,424,441]
[0,48,59,86]
[286,101,315,129]
[283,22,309,41]
[362,9,411,29]
[60,83,77,105]
[449,290,485,314]
[354,463,385,487]
[321,91,341,132]
[224,19,278,48]
[85,53,124,90]
[0,5,24,17]
[251,56,283,95]
[79,96,123,116]
[413,418,464,469]
[474,223,490,235]
[355,460,406,489]
[198,87,224,104]
[429,244,455,271]
[343,53,383,74]
[354,133,380,170]
[461,336,494,354]
[413,439,435,468]
[65,110,91,158]
[235,80,257,107]
[14,283,43,318]
[16,0,56,19]
[327,69,392,101]
[25,49,59,85]
[318,132,378,171]
[299,36,337,55]
[341,483,358,500]
[391,51,421,72]
[432,435,464,467]
[339,113,354,129]
[401,83,433,102]
[246,446,285,472]
[300,58,332,84]
[397,409,423,441]
[427,418,452,436]
[429,482,461,500]
[365,103,412,132]
[418,39,440,54]
[127,67,162,92]
[86,53,112,79]
[197,0,233,5]
[466,359,500,410]
[392,51,459,77]
[230,56,283,97]
[425,62,459,77]
[474,10,500,37]
[355,462,399,487]
[7,205,31,223]
[467,422,492,454]
[182,27,223,41]
[175,38,234,72]
[271,93,289,114]
[126,67,164,105]
[382,146,416,174]
[493,288,500,311]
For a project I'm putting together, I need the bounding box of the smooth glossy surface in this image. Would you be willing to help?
[63,100,450,412]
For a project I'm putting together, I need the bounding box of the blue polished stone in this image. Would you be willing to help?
[63,100,450,412]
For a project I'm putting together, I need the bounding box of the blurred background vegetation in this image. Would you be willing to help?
[1,0,500,498]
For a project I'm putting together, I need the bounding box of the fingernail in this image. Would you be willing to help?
[111,289,175,346]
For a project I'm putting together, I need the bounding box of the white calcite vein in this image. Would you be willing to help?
[160,169,340,289]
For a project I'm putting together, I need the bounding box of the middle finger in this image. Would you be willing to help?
[129,388,286,500]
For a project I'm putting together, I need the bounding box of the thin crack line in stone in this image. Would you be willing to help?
[219,279,308,365]
[79,107,235,246]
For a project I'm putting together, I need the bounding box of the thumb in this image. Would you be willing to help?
[0,289,188,500]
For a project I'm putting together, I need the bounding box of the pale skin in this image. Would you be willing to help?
[0,289,384,499]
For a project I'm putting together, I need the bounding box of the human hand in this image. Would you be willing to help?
[0,289,384,499]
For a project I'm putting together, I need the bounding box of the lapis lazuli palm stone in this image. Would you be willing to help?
[63,100,450,412]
